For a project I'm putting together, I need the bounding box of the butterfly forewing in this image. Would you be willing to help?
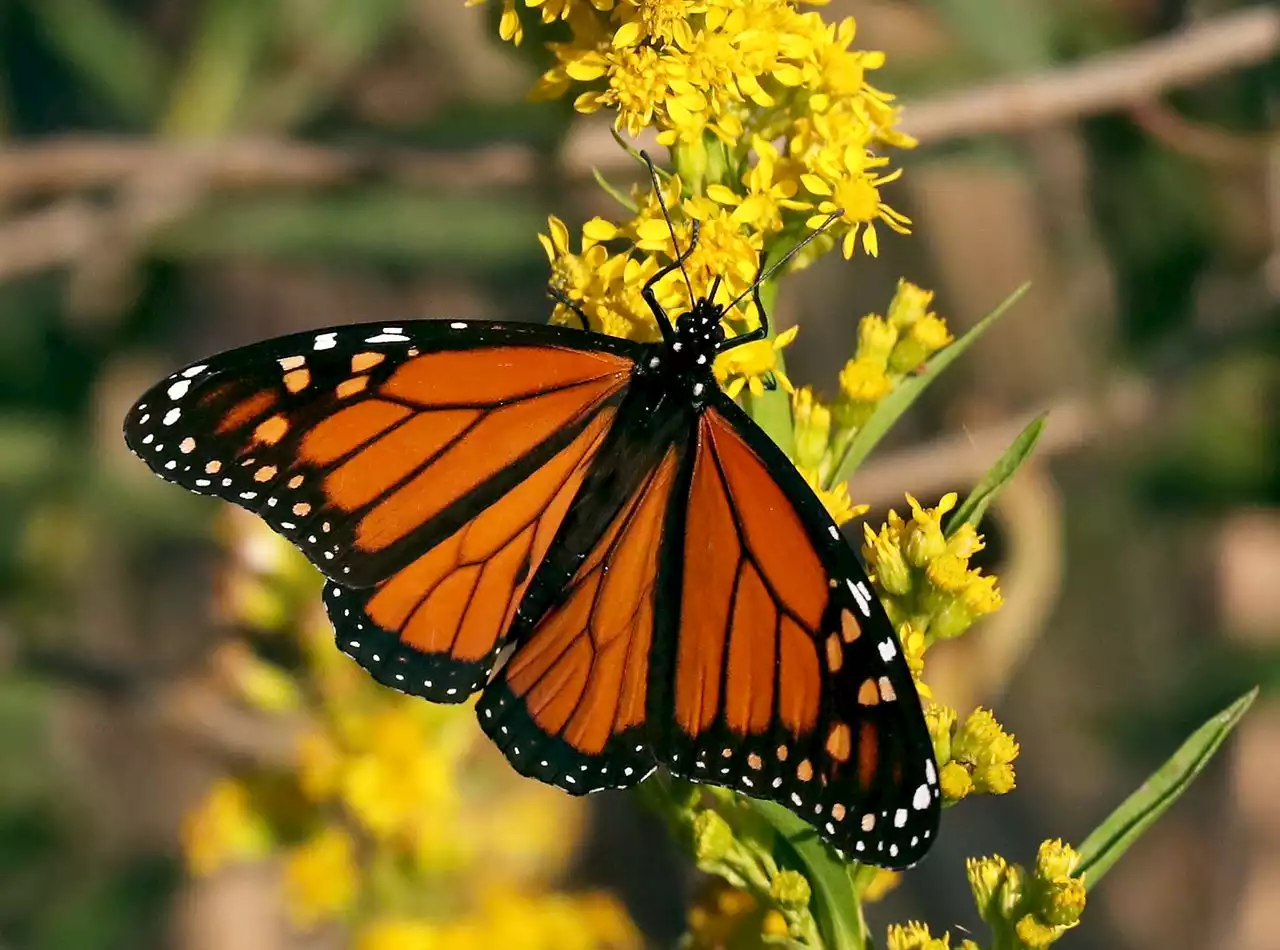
[123,321,641,588]
[656,398,940,868]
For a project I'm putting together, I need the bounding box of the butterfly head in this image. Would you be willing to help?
[671,290,727,359]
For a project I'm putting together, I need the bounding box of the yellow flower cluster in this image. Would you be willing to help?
[927,705,1020,803]
[493,0,915,261]
[886,921,979,950]
[858,492,1015,804]
[967,841,1087,949]
[678,796,822,947]
[861,492,1002,643]
[790,280,954,489]
[181,510,640,950]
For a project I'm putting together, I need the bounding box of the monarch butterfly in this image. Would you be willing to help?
[123,163,941,868]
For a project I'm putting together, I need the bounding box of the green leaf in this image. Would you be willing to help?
[749,800,866,950]
[831,283,1028,486]
[26,0,165,123]
[1075,687,1257,889]
[945,412,1046,536]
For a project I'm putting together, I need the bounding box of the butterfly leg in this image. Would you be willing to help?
[641,219,700,342]
[547,286,591,331]
[716,250,770,353]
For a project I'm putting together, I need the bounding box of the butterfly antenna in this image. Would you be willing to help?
[722,210,844,316]
[639,150,697,308]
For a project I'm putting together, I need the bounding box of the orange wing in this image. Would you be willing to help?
[475,449,681,794]
[124,321,639,587]
[325,406,616,702]
[660,403,940,868]
[124,321,644,703]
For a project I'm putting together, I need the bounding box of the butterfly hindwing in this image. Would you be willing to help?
[657,397,941,868]
[124,321,641,588]
[475,425,686,795]
[321,402,618,703]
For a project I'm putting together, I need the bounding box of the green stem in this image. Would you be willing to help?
[741,279,794,449]
[161,0,272,137]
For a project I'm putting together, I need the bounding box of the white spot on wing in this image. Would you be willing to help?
[366,333,409,343]
[450,322,467,330]
[894,808,907,828]
[162,408,181,426]
[314,333,338,350]
[181,365,206,378]
[167,380,190,400]
[925,760,937,784]
[913,784,931,810]
[847,578,869,614]
[877,639,897,662]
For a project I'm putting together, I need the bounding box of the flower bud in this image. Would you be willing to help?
[887,279,933,329]
[966,855,1008,920]
[791,387,831,470]
[693,810,734,865]
[1038,876,1086,928]
[856,314,898,369]
[939,761,973,803]
[770,869,811,908]
[1035,839,1080,882]
[862,523,913,597]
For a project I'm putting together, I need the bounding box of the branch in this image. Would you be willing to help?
[0,138,537,198]
[899,7,1280,143]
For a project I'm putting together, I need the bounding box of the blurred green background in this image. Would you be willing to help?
[0,1,1276,948]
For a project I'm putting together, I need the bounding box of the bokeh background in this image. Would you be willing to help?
[0,1,1276,948]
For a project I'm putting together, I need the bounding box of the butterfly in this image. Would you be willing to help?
[122,165,941,869]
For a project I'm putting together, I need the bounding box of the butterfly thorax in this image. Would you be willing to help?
[645,296,724,407]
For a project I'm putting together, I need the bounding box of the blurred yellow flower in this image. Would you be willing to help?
[714,325,798,398]
[951,707,1020,796]
[887,920,978,950]
[181,778,273,876]
[284,826,358,928]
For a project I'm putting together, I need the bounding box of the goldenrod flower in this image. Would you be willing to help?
[762,909,790,938]
[283,826,357,927]
[181,778,272,876]
[714,325,798,399]
[770,869,811,908]
[356,919,437,950]
[693,809,734,866]
[924,702,956,765]
[902,492,954,567]
[861,520,912,597]
[951,707,1019,796]
[791,386,831,470]
[856,313,898,369]
[898,622,930,696]
[886,920,978,950]
[886,279,933,328]
[297,729,343,803]
[802,163,909,257]
[861,868,901,903]
[799,468,865,526]
[707,137,810,233]
[1035,839,1080,881]
[890,313,954,374]
[966,854,1022,922]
